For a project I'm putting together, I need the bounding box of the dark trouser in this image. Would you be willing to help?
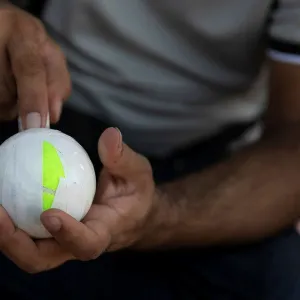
[0,107,300,300]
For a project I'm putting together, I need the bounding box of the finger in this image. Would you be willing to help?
[18,113,50,131]
[98,127,151,180]
[44,39,71,123]
[35,239,75,270]
[96,168,116,199]
[0,207,71,273]
[7,19,48,129]
[41,208,111,261]
[18,113,49,132]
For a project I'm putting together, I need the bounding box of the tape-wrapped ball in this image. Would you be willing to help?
[0,128,96,238]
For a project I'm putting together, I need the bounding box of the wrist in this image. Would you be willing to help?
[132,187,178,249]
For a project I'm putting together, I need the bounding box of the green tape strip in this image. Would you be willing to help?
[42,141,65,211]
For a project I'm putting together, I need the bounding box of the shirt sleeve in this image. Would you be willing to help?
[267,0,300,64]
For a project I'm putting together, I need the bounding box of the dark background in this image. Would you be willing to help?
[9,0,47,16]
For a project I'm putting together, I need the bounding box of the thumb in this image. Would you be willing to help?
[98,127,151,179]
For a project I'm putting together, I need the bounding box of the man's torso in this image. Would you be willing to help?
[43,0,274,155]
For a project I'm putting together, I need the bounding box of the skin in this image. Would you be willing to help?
[0,4,300,273]
[0,2,70,127]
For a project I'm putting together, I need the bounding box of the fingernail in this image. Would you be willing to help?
[43,216,62,232]
[114,127,123,150]
[26,112,41,129]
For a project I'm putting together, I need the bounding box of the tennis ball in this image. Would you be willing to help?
[0,128,96,239]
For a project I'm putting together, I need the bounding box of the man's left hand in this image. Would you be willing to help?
[0,127,161,273]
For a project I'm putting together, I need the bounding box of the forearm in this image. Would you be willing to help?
[137,126,300,248]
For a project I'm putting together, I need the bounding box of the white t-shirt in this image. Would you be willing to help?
[43,0,300,155]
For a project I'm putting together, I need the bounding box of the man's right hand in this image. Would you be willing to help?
[0,2,71,128]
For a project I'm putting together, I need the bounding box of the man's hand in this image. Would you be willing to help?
[0,3,70,127]
[0,128,161,273]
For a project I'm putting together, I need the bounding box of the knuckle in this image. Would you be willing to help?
[8,15,48,75]
[41,39,65,65]
[141,156,152,174]
[17,14,46,42]
[21,262,44,274]
[15,52,44,77]
[13,255,47,274]
[78,246,103,261]
[64,80,72,99]
[0,6,16,26]
[40,39,57,61]
[7,9,45,43]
